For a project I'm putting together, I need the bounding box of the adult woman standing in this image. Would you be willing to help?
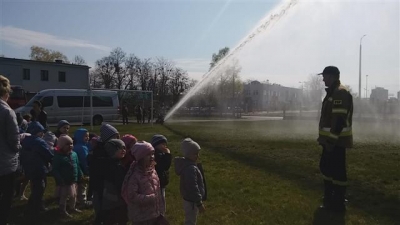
[0,75,21,225]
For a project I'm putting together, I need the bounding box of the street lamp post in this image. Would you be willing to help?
[359,34,366,99]
[299,81,304,117]
[358,34,366,118]
[365,74,369,98]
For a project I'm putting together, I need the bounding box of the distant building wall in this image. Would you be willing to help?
[243,81,301,111]
[370,87,388,102]
[0,57,90,93]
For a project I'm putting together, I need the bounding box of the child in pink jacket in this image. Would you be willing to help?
[122,141,165,225]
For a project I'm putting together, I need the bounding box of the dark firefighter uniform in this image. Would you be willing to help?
[318,71,353,212]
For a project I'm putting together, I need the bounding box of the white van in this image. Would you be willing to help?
[15,89,120,125]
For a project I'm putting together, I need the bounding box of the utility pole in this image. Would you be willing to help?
[232,72,235,117]
[299,81,304,117]
[359,34,366,100]
[365,74,369,98]
[358,34,366,118]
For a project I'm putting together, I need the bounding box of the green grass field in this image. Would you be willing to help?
[9,120,400,225]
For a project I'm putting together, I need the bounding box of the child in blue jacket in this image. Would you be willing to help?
[73,128,90,205]
[20,121,54,216]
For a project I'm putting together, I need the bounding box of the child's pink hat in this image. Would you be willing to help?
[121,134,137,152]
[131,141,154,161]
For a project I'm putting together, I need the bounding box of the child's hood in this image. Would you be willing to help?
[74,128,88,145]
[174,157,196,176]
[21,135,36,148]
[19,133,31,142]
[21,134,46,147]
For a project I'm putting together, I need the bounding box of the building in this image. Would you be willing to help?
[243,80,302,111]
[370,87,388,102]
[398,91,400,100]
[0,57,90,93]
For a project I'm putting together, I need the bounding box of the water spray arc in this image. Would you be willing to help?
[164,0,299,121]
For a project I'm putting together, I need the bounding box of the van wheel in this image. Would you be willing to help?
[93,115,103,125]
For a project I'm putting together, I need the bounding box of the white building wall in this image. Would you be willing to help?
[0,58,89,93]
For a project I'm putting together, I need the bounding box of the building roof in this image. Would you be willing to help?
[372,87,388,91]
[245,80,301,91]
[0,57,91,69]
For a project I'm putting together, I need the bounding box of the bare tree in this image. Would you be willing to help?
[93,56,115,89]
[140,58,153,91]
[109,48,128,90]
[169,68,189,104]
[304,74,324,108]
[89,70,102,88]
[210,47,229,70]
[125,54,140,90]
[91,48,194,108]
[154,57,174,104]
[74,55,87,65]
[93,47,130,89]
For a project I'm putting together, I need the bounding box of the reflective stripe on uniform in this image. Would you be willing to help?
[329,133,338,139]
[322,175,348,186]
[332,108,348,114]
[321,127,351,132]
[319,127,352,137]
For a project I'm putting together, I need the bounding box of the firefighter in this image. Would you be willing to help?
[317,66,353,212]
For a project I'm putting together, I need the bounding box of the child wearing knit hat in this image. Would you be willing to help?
[174,138,206,225]
[150,134,172,212]
[87,124,121,224]
[20,121,54,215]
[97,139,129,225]
[52,135,83,218]
[121,134,137,167]
[100,123,119,143]
[122,141,166,224]
[43,131,57,153]
[54,120,70,138]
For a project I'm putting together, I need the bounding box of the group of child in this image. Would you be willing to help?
[15,115,207,225]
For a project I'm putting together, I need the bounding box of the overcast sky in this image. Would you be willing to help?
[1,0,399,96]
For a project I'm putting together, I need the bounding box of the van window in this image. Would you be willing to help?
[41,96,54,108]
[58,95,113,108]
[93,96,113,107]
[57,96,84,108]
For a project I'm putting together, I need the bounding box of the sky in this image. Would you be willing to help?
[0,0,399,96]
